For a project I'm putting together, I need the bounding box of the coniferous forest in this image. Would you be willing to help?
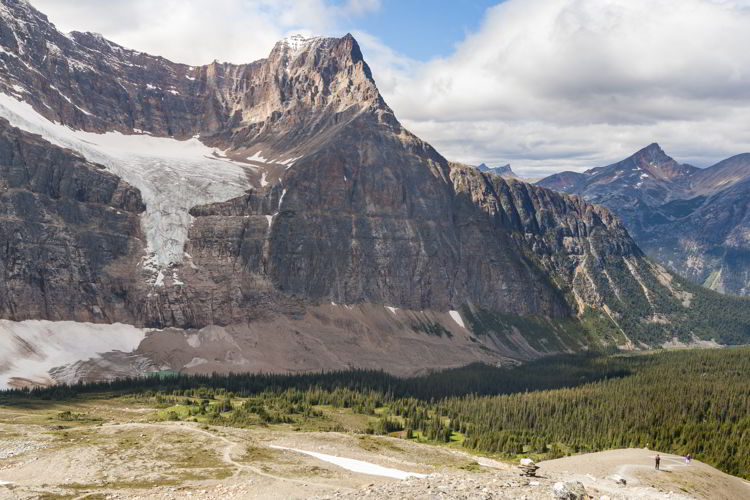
[3,348,749,479]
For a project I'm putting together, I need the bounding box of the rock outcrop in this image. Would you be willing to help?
[477,163,515,177]
[0,117,145,323]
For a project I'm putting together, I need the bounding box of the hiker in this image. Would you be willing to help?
[655,454,661,470]
[687,453,692,464]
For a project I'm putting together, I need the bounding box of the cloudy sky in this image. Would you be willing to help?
[30,0,750,177]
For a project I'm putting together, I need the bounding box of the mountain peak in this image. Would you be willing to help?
[476,163,515,176]
[275,34,326,57]
[633,142,670,163]
[268,33,371,80]
[642,142,663,152]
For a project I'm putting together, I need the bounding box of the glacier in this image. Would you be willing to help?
[0,92,254,275]
[0,319,148,389]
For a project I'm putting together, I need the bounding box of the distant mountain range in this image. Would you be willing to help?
[539,144,750,296]
[476,163,515,177]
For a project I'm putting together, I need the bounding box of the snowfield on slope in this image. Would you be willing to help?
[0,92,254,273]
[0,319,148,389]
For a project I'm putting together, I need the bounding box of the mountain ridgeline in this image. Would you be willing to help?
[0,0,749,383]
[539,144,750,298]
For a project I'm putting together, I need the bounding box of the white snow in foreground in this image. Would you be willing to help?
[268,445,427,480]
[0,480,12,485]
[0,319,148,389]
[0,92,253,270]
[449,310,465,329]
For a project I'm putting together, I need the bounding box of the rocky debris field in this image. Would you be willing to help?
[316,473,595,500]
[314,468,695,500]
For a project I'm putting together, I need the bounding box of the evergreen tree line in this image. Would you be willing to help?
[2,348,748,478]
[0,352,628,401]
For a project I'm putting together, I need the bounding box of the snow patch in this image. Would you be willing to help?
[260,171,269,187]
[184,357,208,369]
[269,445,426,480]
[247,150,268,163]
[265,215,274,227]
[154,270,165,287]
[185,334,202,349]
[279,155,303,166]
[0,320,148,389]
[449,310,465,329]
[278,35,323,58]
[51,86,94,116]
[0,92,251,270]
[385,306,398,314]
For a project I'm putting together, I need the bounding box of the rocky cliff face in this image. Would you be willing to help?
[0,0,382,146]
[1,0,749,386]
[0,117,145,323]
[539,144,750,296]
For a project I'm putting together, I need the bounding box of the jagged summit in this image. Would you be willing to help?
[0,0,385,145]
[637,142,666,155]
[618,143,697,181]
[477,163,515,177]
[3,0,748,386]
[276,34,325,54]
[628,143,672,170]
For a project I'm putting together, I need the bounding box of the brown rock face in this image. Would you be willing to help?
[0,118,144,322]
[2,0,749,384]
[0,0,382,147]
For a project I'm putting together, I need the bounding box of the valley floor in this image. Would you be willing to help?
[0,399,748,499]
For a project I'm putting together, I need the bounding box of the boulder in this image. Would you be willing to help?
[552,481,590,500]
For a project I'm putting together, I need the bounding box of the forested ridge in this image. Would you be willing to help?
[3,348,749,479]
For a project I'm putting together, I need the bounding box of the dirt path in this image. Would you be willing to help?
[81,421,357,493]
[4,409,747,500]
[616,453,689,481]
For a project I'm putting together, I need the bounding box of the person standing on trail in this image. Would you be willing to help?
[655,454,661,470]
[687,453,692,464]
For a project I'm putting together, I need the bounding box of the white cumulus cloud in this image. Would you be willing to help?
[30,0,379,65]
[359,0,750,175]
[29,0,750,176]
